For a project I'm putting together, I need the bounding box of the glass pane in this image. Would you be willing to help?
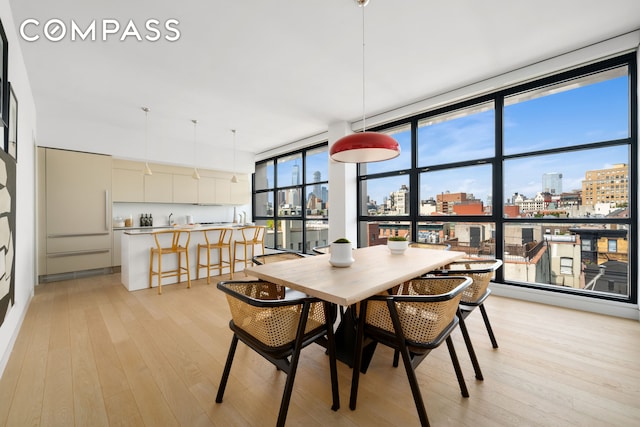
[504,67,629,155]
[417,221,497,257]
[305,184,328,219]
[305,220,329,254]
[504,146,629,219]
[359,175,410,216]
[358,221,412,248]
[276,188,302,217]
[359,124,411,175]
[277,219,303,251]
[419,164,492,216]
[255,219,274,248]
[254,191,274,217]
[503,223,629,297]
[277,153,303,187]
[418,102,494,166]
[305,146,328,184]
[254,160,274,190]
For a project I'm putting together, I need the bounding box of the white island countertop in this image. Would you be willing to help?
[121,224,253,291]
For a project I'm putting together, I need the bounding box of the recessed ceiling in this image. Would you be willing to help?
[8,0,640,168]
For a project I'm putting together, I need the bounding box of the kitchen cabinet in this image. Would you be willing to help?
[144,172,173,203]
[230,175,251,205]
[215,178,232,204]
[172,174,198,203]
[198,176,217,204]
[113,168,144,202]
[113,229,124,267]
[43,148,112,275]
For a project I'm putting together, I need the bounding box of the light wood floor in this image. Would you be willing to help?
[1,272,639,426]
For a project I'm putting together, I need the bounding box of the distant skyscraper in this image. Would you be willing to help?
[313,171,321,197]
[292,164,300,186]
[542,172,563,194]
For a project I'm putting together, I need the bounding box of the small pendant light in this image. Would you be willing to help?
[141,106,153,175]
[230,129,238,183]
[191,119,200,180]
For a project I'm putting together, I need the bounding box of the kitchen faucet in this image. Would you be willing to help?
[169,213,173,226]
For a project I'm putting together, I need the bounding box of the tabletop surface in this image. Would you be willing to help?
[244,245,466,306]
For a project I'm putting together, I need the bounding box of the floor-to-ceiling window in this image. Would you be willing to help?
[253,144,329,253]
[357,53,636,303]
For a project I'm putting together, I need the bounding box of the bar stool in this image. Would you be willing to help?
[196,228,232,283]
[149,229,191,295]
[231,225,266,278]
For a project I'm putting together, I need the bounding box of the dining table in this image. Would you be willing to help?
[244,245,466,365]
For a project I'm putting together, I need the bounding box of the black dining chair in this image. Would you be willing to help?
[349,276,472,427]
[216,280,340,427]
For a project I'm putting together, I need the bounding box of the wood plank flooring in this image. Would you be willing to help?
[1,272,639,426]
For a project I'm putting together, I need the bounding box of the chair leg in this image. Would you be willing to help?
[185,250,191,288]
[196,246,201,280]
[216,335,239,403]
[157,252,162,295]
[457,309,483,380]
[479,304,499,348]
[445,336,469,398]
[217,248,222,278]
[230,243,235,279]
[149,250,154,289]
[276,302,312,427]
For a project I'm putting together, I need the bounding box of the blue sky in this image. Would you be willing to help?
[361,73,629,207]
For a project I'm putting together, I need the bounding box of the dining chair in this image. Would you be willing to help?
[311,244,330,255]
[231,225,266,278]
[216,280,340,427]
[196,228,232,284]
[148,229,191,295]
[432,259,503,349]
[349,276,472,427]
[253,251,308,265]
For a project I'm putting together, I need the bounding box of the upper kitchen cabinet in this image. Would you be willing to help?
[172,173,198,204]
[112,159,144,202]
[230,175,251,205]
[144,172,173,203]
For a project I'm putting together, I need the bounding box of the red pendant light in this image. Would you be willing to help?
[330,132,400,163]
[330,0,400,163]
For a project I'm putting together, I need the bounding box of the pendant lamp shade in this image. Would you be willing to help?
[330,132,400,163]
[328,0,400,163]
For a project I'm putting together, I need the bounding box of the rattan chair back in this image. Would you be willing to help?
[436,259,503,304]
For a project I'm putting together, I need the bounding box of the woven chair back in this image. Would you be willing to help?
[366,277,468,344]
[220,281,327,348]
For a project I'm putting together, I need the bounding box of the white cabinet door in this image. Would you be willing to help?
[215,178,232,204]
[198,176,217,204]
[144,172,173,203]
[172,174,198,203]
[113,168,144,202]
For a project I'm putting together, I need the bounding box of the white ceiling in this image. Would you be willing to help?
[8,0,640,169]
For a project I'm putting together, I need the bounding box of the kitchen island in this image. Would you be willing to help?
[121,224,251,291]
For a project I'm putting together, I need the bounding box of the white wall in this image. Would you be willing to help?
[0,0,38,376]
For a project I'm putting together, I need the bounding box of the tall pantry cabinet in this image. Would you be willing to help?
[38,148,112,277]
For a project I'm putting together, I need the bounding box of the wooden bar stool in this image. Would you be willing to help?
[231,225,265,279]
[149,229,191,295]
[196,228,232,283]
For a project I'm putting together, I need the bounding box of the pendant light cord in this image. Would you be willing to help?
[361,3,366,132]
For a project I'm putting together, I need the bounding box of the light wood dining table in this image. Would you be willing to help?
[244,245,466,306]
[243,245,467,366]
